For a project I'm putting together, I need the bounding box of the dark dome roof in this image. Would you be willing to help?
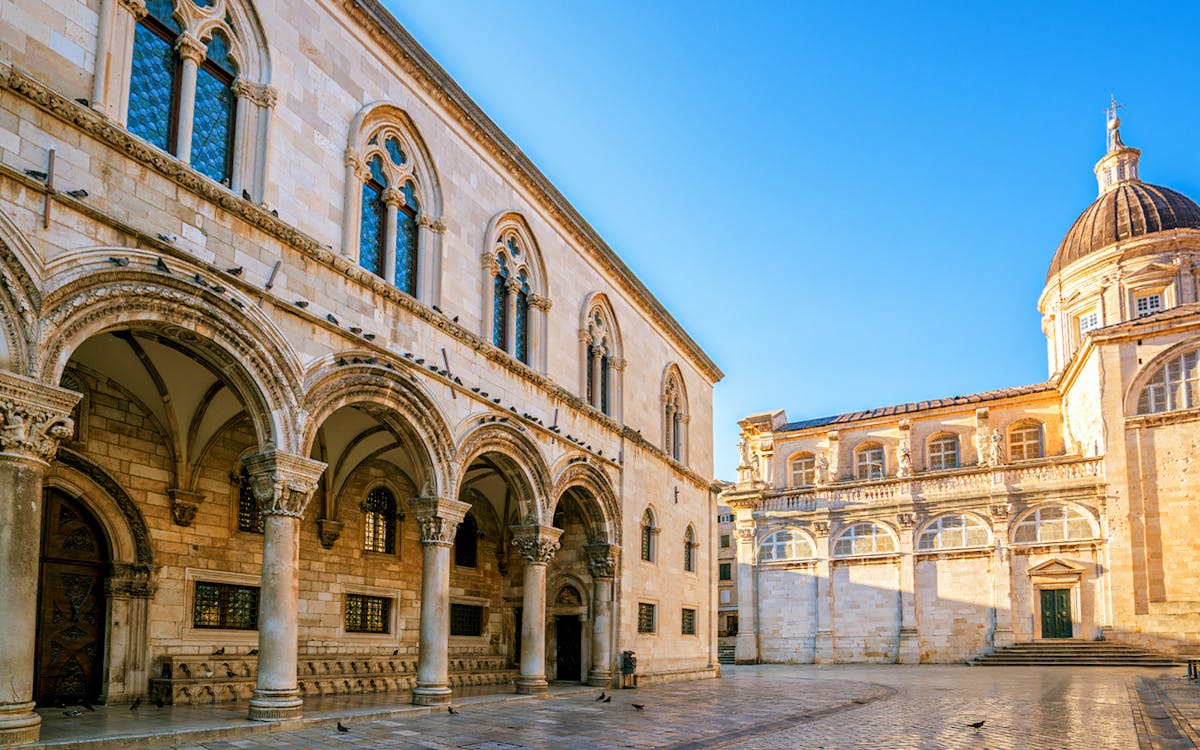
[1048,181,1200,281]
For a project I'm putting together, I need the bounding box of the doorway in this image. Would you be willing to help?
[1040,588,1072,639]
[36,490,110,704]
[555,615,582,681]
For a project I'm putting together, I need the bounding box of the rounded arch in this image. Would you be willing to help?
[786,450,817,487]
[453,421,551,524]
[301,358,456,498]
[38,270,302,452]
[549,459,621,545]
[1004,418,1045,461]
[758,526,816,562]
[49,449,154,566]
[1011,503,1099,545]
[915,512,992,551]
[1126,339,1200,415]
[0,205,44,375]
[832,520,898,557]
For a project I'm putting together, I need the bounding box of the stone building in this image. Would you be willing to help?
[0,0,722,744]
[722,110,1200,665]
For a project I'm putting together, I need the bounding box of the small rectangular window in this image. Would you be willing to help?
[193,581,259,630]
[1135,293,1162,317]
[1078,311,1100,335]
[345,594,391,634]
[720,534,730,549]
[719,562,732,581]
[637,602,656,633]
[681,608,697,635]
[719,589,731,604]
[450,603,484,637]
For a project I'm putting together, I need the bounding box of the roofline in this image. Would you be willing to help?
[346,0,723,382]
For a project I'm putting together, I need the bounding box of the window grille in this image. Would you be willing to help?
[449,603,484,636]
[362,487,396,554]
[637,603,656,633]
[236,467,263,534]
[345,594,391,634]
[193,581,259,630]
[681,608,697,635]
[454,513,478,568]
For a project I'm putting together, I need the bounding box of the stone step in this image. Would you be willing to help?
[970,640,1183,667]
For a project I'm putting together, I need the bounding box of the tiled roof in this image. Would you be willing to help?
[777,382,1057,433]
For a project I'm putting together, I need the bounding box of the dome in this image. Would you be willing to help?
[1047,181,1200,281]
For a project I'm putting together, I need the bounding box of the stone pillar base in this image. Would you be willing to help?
[814,630,834,663]
[993,627,1016,649]
[897,628,920,663]
[515,678,548,694]
[0,702,40,746]
[247,691,303,721]
[733,632,758,664]
[412,686,452,706]
[587,671,613,688]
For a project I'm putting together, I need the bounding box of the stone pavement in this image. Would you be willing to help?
[32,664,1200,750]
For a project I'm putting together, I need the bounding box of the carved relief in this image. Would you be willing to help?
[169,489,206,527]
[243,451,325,519]
[812,521,831,537]
[317,519,344,549]
[417,514,459,546]
[584,543,618,579]
[0,371,80,463]
[511,524,563,564]
[895,512,916,529]
[105,562,159,598]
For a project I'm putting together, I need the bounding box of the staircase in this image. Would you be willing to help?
[717,643,736,664]
[970,640,1181,667]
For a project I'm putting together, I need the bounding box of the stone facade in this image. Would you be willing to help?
[0,0,722,743]
[723,112,1200,665]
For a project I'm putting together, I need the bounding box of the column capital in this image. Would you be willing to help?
[584,543,619,579]
[481,251,500,273]
[175,33,207,63]
[243,450,326,518]
[381,187,407,208]
[511,524,562,565]
[168,488,206,527]
[104,562,159,598]
[418,215,446,234]
[0,371,80,465]
[232,80,278,109]
[528,293,551,311]
[407,496,471,546]
[118,0,148,19]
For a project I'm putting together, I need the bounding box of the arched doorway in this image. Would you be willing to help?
[36,490,110,705]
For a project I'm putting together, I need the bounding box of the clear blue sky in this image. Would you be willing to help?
[383,1,1200,481]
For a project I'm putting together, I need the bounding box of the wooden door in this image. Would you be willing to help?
[35,491,109,705]
[1040,588,1072,639]
[555,616,582,681]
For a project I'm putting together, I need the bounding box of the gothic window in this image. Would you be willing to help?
[359,155,387,277]
[1137,349,1200,415]
[128,1,181,153]
[482,216,547,370]
[790,453,816,487]
[454,512,478,568]
[683,525,696,572]
[832,522,896,557]
[854,443,885,480]
[1012,505,1095,544]
[927,434,959,470]
[236,466,263,534]
[1008,421,1044,461]
[640,509,657,562]
[190,31,237,182]
[758,529,814,562]
[916,514,990,550]
[580,296,622,419]
[662,366,688,462]
[362,487,396,554]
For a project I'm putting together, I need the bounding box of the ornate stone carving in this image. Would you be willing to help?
[528,293,551,311]
[175,33,208,63]
[895,512,916,529]
[989,503,1012,520]
[232,81,278,109]
[168,489,206,527]
[511,524,562,565]
[117,0,148,19]
[242,451,326,519]
[0,371,80,464]
[105,562,159,598]
[57,449,154,565]
[418,216,446,233]
[812,521,831,537]
[381,187,406,208]
[480,251,500,273]
[407,496,471,546]
[585,543,618,579]
[317,519,344,549]
[417,515,459,545]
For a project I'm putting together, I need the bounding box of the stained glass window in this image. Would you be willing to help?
[359,156,386,277]
[237,467,263,534]
[385,137,406,165]
[585,343,595,403]
[600,351,610,415]
[193,581,259,629]
[128,21,177,151]
[146,0,181,30]
[190,31,236,183]
[493,255,509,348]
[514,272,529,363]
[345,594,391,634]
[362,487,396,554]
[395,181,418,295]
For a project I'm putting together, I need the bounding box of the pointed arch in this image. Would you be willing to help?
[481,212,549,371]
[660,363,689,462]
[453,421,551,524]
[0,206,43,375]
[579,292,624,421]
[549,458,621,545]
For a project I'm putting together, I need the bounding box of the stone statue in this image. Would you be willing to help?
[815,450,829,485]
[990,428,1004,465]
[897,442,912,477]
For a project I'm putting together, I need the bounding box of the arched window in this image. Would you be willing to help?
[344,104,442,305]
[454,512,478,568]
[832,522,896,557]
[662,366,689,462]
[1008,421,1044,461]
[927,434,959,470]
[362,487,396,554]
[580,295,623,419]
[1136,349,1200,414]
[236,465,262,534]
[854,443,885,480]
[759,529,814,562]
[483,219,546,368]
[917,514,990,550]
[640,509,657,562]
[1012,505,1095,544]
[790,453,816,487]
[683,525,696,572]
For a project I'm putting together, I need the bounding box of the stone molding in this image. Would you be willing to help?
[0,370,80,464]
[317,519,344,549]
[242,450,326,519]
[584,543,619,579]
[511,524,562,564]
[175,33,208,63]
[169,488,206,527]
[407,496,471,546]
[105,562,159,598]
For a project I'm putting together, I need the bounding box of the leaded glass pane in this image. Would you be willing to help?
[345,594,390,634]
[493,257,508,348]
[362,487,395,554]
[585,343,595,402]
[396,209,418,296]
[359,182,385,276]
[190,65,235,182]
[129,24,176,151]
[193,581,259,630]
[385,137,406,165]
[205,30,235,73]
[237,468,263,534]
[515,276,529,364]
[146,0,181,31]
[600,353,610,414]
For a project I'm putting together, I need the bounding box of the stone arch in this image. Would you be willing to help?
[549,459,621,545]
[50,448,154,566]
[37,268,302,453]
[914,511,993,551]
[1125,337,1200,415]
[548,572,591,610]
[347,102,442,216]
[1010,502,1100,545]
[660,363,689,461]
[0,205,43,375]
[578,292,624,419]
[453,421,551,524]
[300,358,456,499]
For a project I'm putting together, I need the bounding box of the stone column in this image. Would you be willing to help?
[585,543,618,687]
[417,216,446,307]
[105,0,147,122]
[173,33,207,163]
[812,521,834,662]
[102,563,158,704]
[381,188,402,285]
[243,451,325,722]
[408,496,470,706]
[989,503,1015,648]
[895,514,919,663]
[732,524,759,664]
[504,276,520,353]
[343,151,368,260]
[0,372,80,747]
[529,294,551,373]
[512,524,562,694]
[589,346,604,410]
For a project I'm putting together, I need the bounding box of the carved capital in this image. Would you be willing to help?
[511,524,562,565]
[989,503,1012,520]
[242,450,326,519]
[812,521,831,537]
[381,187,406,208]
[528,293,551,311]
[232,80,278,109]
[175,33,208,63]
[105,562,159,598]
[118,0,148,20]
[584,543,619,579]
[407,496,471,546]
[168,488,206,527]
[418,215,446,233]
[317,519,344,549]
[0,371,81,465]
[895,512,916,529]
[610,357,627,372]
[481,251,500,273]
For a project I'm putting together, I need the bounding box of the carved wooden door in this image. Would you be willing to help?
[35,491,109,705]
[555,615,582,681]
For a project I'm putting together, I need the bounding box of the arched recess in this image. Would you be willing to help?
[660,363,689,463]
[480,211,550,372]
[549,458,621,545]
[37,269,302,453]
[578,292,624,421]
[342,102,444,306]
[453,421,552,526]
[0,206,44,375]
[1125,339,1200,415]
[48,449,154,567]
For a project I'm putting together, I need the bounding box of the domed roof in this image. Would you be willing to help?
[1047,181,1200,280]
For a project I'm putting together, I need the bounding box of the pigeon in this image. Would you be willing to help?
[226,669,237,678]
[632,704,645,711]
[74,97,90,106]
[64,709,85,717]
[65,189,88,198]
[337,721,350,733]
[155,258,172,273]
[392,649,399,656]
[448,706,460,716]
[968,720,985,731]
[212,647,225,655]
[247,648,258,655]
[130,697,142,711]
[603,696,611,703]
[595,692,607,702]
[242,189,252,201]
[227,266,243,276]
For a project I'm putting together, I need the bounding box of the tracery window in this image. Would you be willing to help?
[1012,505,1094,544]
[483,221,546,367]
[832,522,896,557]
[683,525,696,572]
[580,296,623,418]
[758,529,814,562]
[854,443,885,480]
[916,514,990,550]
[640,509,657,562]
[662,366,688,462]
[1008,422,1044,461]
[927,434,959,470]
[790,453,816,487]
[1137,349,1200,415]
[362,487,396,554]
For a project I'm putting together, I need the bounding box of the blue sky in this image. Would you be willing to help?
[383,1,1200,480]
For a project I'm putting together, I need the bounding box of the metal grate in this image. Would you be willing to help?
[637,602,656,633]
[450,603,483,637]
[193,581,259,630]
[453,513,477,568]
[362,487,396,554]
[681,608,696,635]
[237,469,263,534]
[345,594,391,634]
